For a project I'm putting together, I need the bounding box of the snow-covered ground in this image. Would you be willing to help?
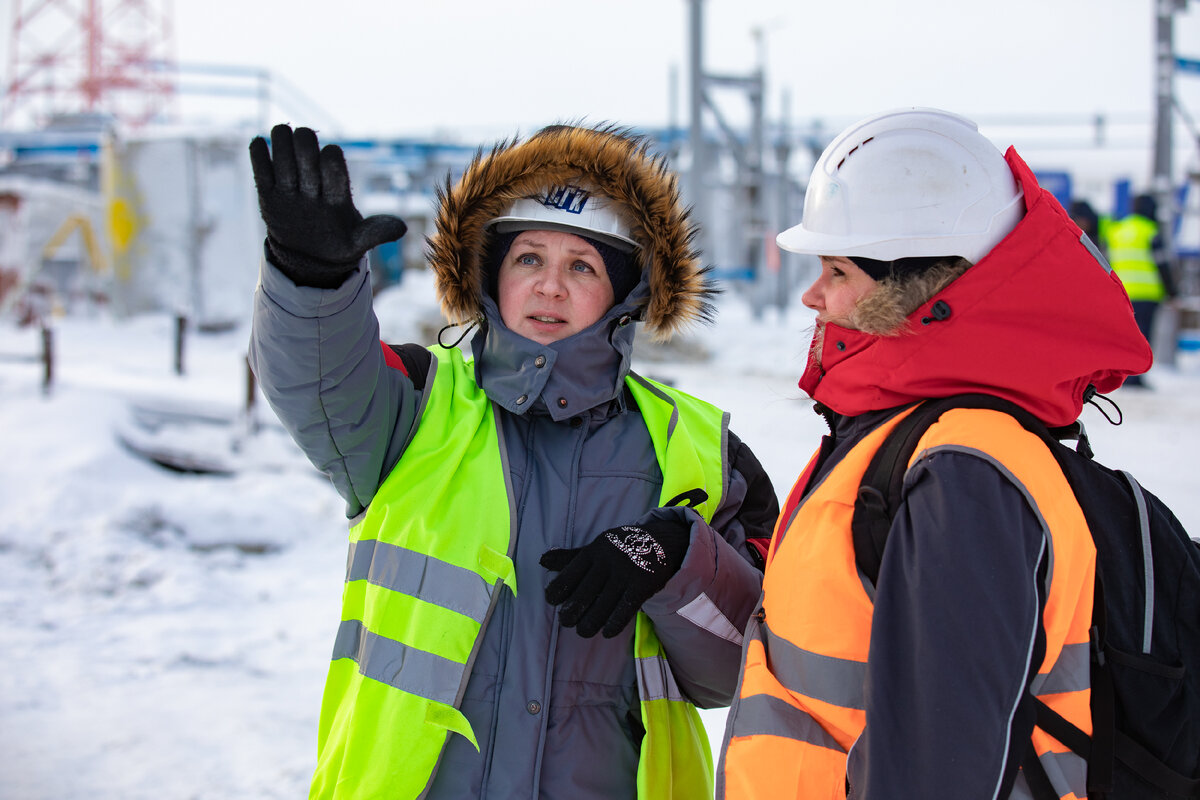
[2,270,1198,799]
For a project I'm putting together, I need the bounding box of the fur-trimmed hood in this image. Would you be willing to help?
[427,124,716,341]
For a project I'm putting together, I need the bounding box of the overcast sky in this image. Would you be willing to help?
[155,0,1200,140]
[4,0,1200,176]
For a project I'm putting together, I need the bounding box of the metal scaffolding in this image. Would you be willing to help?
[3,0,177,129]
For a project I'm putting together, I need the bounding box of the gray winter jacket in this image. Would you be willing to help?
[249,254,775,798]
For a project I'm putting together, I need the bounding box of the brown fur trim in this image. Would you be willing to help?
[426,124,716,341]
[848,257,972,335]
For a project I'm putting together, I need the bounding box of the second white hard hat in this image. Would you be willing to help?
[777,108,1025,264]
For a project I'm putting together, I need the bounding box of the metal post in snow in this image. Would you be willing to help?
[174,314,186,375]
[40,323,53,395]
[244,356,259,435]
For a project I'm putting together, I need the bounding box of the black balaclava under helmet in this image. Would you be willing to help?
[484,229,640,303]
[849,255,956,282]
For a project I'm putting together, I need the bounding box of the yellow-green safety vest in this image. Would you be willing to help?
[309,346,728,799]
[1104,214,1166,302]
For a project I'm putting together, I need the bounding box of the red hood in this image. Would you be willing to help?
[799,147,1152,427]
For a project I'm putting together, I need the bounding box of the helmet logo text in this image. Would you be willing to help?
[542,186,590,216]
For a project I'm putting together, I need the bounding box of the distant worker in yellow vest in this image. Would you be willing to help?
[1102,193,1180,386]
[247,123,776,799]
[717,108,1151,798]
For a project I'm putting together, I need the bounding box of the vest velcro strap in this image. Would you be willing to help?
[476,544,516,596]
[1034,697,1091,761]
[332,619,466,706]
[424,698,479,750]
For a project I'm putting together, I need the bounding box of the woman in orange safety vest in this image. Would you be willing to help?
[717,108,1152,799]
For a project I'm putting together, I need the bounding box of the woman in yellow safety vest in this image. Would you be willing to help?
[717,108,1151,799]
[248,123,777,799]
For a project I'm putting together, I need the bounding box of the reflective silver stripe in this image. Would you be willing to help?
[677,593,743,645]
[728,693,845,753]
[1041,749,1088,800]
[762,622,867,710]
[346,539,493,621]
[332,619,465,705]
[1121,470,1155,653]
[1012,749,1088,800]
[1080,231,1112,273]
[1010,778,1034,800]
[636,653,687,703]
[1030,642,1090,697]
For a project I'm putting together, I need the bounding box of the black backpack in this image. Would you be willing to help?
[851,393,1200,799]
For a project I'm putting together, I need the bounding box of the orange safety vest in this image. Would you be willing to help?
[720,406,1096,800]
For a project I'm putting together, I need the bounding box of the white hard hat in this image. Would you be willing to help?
[777,107,1025,263]
[485,185,640,253]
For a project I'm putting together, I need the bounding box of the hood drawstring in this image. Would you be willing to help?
[1085,385,1124,427]
[438,317,481,350]
[1045,385,1123,460]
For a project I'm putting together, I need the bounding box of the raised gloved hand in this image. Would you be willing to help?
[248,124,407,288]
[540,513,691,638]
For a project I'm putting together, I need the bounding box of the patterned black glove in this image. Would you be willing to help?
[541,515,691,639]
[248,124,407,288]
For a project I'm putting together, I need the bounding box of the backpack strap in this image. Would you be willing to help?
[1111,730,1200,797]
[852,394,1046,585]
[851,401,924,586]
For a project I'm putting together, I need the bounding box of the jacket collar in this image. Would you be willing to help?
[471,293,638,422]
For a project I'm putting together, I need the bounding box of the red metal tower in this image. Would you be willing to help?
[3,0,177,129]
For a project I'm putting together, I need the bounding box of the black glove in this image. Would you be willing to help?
[249,124,407,288]
[541,514,691,639]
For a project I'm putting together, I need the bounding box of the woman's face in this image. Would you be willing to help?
[801,256,877,328]
[497,230,615,345]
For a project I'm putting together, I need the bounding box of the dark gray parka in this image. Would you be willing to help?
[249,126,777,799]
